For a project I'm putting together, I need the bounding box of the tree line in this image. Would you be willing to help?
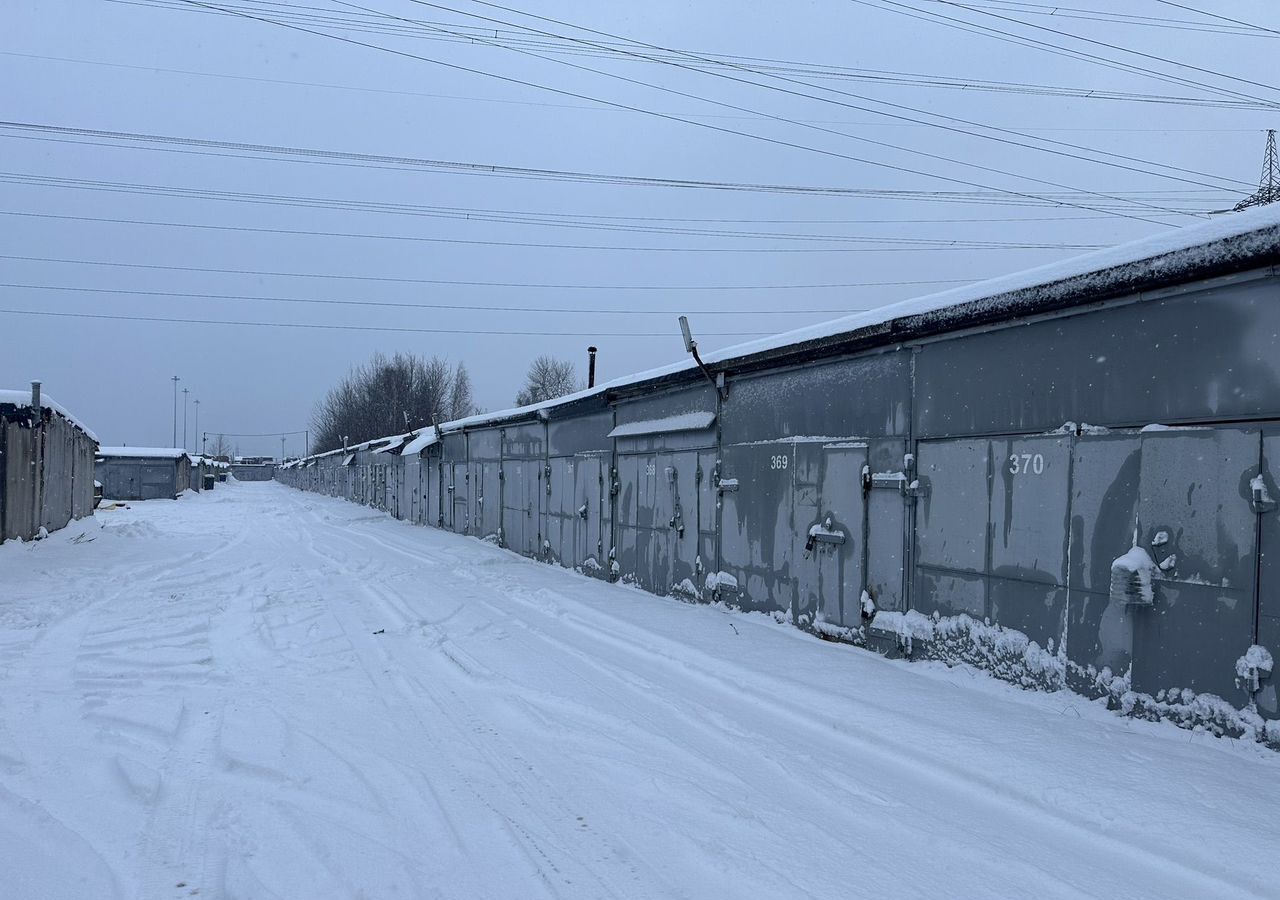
[311,352,584,453]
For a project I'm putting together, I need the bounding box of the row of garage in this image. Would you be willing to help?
[279,206,1280,728]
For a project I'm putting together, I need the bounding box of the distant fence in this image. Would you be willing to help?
[231,464,275,482]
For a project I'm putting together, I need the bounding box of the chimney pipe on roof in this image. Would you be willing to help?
[587,346,598,388]
[30,380,41,411]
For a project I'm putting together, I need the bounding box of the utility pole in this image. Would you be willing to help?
[281,435,286,463]
[193,399,200,454]
[1234,130,1280,211]
[182,388,190,452]
[171,375,180,447]
[305,430,309,457]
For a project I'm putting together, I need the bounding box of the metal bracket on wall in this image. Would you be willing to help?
[1251,475,1276,514]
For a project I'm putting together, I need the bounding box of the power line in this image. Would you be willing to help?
[849,0,1279,110]
[0,307,775,338]
[0,253,977,292]
[919,0,1276,36]
[0,122,1231,211]
[329,0,1230,215]
[385,0,1244,192]
[1149,1,1280,39]
[1,281,889,316]
[9,47,1274,114]
[0,171,1162,242]
[162,0,1179,223]
[913,0,1280,98]
[0,210,1105,251]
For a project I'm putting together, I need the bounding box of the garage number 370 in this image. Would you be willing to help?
[1009,452,1046,475]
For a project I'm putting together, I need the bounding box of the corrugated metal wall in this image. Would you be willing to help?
[1,405,97,543]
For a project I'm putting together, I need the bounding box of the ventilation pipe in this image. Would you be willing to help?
[587,346,598,388]
[30,380,41,410]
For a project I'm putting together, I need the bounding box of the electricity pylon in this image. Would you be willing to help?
[1234,129,1280,211]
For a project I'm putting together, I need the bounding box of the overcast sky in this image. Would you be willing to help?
[4,0,1276,456]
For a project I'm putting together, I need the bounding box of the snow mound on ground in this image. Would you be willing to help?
[872,611,1066,691]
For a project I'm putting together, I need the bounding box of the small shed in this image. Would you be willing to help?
[96,447,192,500]
[0,383,99,543]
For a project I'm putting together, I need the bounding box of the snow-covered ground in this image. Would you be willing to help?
[2,483,1276,900]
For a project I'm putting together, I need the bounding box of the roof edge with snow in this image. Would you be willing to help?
[0,389,100,444]
[279,207,1280,468]
[97,447,190,460]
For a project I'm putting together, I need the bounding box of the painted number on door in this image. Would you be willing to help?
[769,454,789,470]
[1008,453,1045,475]
[644,463,656,476]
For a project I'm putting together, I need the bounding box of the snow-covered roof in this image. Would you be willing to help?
[0,389,100,443]
[280,207,1280,468]
[400,429,439,456]
[97,446,189,460]
[372,435,410,455]
[608,411,717,439]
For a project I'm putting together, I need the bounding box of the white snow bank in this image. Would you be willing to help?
[871,611,1066,690]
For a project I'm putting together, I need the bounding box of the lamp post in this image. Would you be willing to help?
[193,400,200,454]
[171,375,180,447]
[182,388,190,452]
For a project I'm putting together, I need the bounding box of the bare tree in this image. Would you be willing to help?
[515,355,580,407]
[207,433,235,462]
[311,352,474,452]
[448,362,475,420]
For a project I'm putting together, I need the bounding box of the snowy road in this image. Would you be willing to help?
[1,483,1276,899]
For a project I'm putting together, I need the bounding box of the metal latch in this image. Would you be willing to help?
[1251,475,1276,514]
[804,516,846,556]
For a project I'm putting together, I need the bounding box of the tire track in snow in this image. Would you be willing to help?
[308,497,1269,900]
